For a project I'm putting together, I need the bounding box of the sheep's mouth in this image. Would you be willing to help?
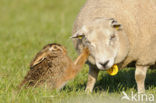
[96,59,115,70]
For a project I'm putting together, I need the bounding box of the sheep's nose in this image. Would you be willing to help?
[100,60,109,68]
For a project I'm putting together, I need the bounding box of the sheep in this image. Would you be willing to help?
[72,0,156,93]
[19,43,89,89]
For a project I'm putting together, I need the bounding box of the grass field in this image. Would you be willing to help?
[0,0,156,103]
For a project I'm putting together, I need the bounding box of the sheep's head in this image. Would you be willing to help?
[72,18,129,70]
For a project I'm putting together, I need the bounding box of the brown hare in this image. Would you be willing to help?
[19,43,89,89]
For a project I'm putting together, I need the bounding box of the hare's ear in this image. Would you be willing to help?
[30,53,46,69]
[71,26,88,39]
[110,18,123,30]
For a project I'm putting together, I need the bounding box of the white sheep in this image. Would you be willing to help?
[72,0,156,93]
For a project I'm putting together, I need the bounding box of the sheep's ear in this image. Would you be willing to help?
[110,18,122,30]
[71,26,88,39]
[71,32,85,39]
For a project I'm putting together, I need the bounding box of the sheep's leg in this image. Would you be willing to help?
[85,66,99,92]
[135,65,148,93]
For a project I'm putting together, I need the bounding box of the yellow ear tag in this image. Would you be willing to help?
[115,26,120,30]
[107,64,118,76]
[78,36,82,39]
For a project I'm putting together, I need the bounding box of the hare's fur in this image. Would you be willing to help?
[19,43,89,89]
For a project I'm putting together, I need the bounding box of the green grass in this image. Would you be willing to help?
[0,0,156,103]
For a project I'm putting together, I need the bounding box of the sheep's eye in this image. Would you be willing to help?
[110,34,116,40]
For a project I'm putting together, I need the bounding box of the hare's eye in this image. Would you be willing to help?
[49,46,57,51]
[53,46,57,49]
